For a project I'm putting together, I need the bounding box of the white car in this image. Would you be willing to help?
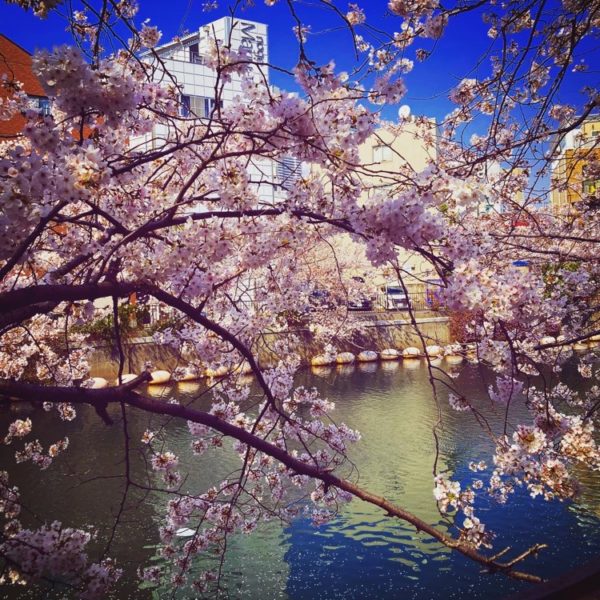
[381,284,410,310]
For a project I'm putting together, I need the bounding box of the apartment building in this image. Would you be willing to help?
[551,115,600,215]
[137,16,301,203]
[324,117,441,291]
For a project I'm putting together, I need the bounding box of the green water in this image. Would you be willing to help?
[1,359,599,599]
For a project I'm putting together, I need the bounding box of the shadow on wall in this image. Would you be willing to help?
[89,318,450,378]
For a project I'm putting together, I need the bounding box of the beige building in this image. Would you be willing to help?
[357,118,438,188]
[551,115,600,215]
[323,116,440,296]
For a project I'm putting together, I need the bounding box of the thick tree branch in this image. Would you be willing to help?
[0,379,546,584]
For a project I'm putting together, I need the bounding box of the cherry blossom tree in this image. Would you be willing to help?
[0,0,599,596]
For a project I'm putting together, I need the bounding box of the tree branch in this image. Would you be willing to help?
[0,379,546,584]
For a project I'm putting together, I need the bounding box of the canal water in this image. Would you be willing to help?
[1,359,600,599]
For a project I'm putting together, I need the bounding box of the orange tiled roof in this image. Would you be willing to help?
[0,33,47,136]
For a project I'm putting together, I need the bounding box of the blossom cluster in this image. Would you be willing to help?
[0,0,598,592]
[1,521,121,598]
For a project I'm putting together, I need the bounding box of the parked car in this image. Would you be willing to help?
[348,296,374,311]
[347,276,374,311]
[308,289,337,310]
[381,284,410,310]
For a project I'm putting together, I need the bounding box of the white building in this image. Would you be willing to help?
[109,18,301,317]
[149,17,268,112]
[136,16,301,203]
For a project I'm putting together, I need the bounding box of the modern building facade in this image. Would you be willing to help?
[149,17,269,109]
[138,17,301,202]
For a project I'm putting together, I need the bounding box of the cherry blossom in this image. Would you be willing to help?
[0,0,598,594]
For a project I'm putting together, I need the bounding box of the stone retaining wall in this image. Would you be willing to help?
[89,316,450,379]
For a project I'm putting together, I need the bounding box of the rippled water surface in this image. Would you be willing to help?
[1,360,600,599]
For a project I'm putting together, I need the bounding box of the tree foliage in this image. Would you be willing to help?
[0,0,599,596]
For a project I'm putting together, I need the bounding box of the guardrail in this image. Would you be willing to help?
[375,290,444,312]
[92,291,445,332]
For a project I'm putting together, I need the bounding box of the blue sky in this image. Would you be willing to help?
[0,0,597,125]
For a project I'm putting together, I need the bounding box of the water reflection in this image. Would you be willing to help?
[0,362,599,599]
[380,360,400,372]
[310,366,334,378]
[402,358,421,370]
[335,364,355,377]
[357,362,378,374]
[146,383,174,398]
[177,381,202,394]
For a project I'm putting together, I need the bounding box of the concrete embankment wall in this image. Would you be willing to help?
[89,315,450,379]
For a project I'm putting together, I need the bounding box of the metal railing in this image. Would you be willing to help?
[91,291,445,331]
[375,290,444,312]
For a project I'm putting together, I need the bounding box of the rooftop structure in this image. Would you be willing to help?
[0,33,49,136]
[150,17,269,104]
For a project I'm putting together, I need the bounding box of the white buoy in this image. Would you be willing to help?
[90,377,109,389]
[357,350,378,362]
[539,336,556,345]
[336,352,355,364]
[149,370,171,385]
[425,345,442,357]
[380,348,400,360]
[402,347,421,358]
[179,367,200,382]
[311,355,335,367]
[573,342,588,351]
[114,373,137,385]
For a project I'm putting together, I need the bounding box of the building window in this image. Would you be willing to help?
[28,96,51,116]
[583,179,599,194]
[38,98,51,115]
[188,43,207,65]
[189,43,201,64]
[180,94,221,118]
[181,94,191,116]
[276,156,302,189]
[373,144,392,163]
